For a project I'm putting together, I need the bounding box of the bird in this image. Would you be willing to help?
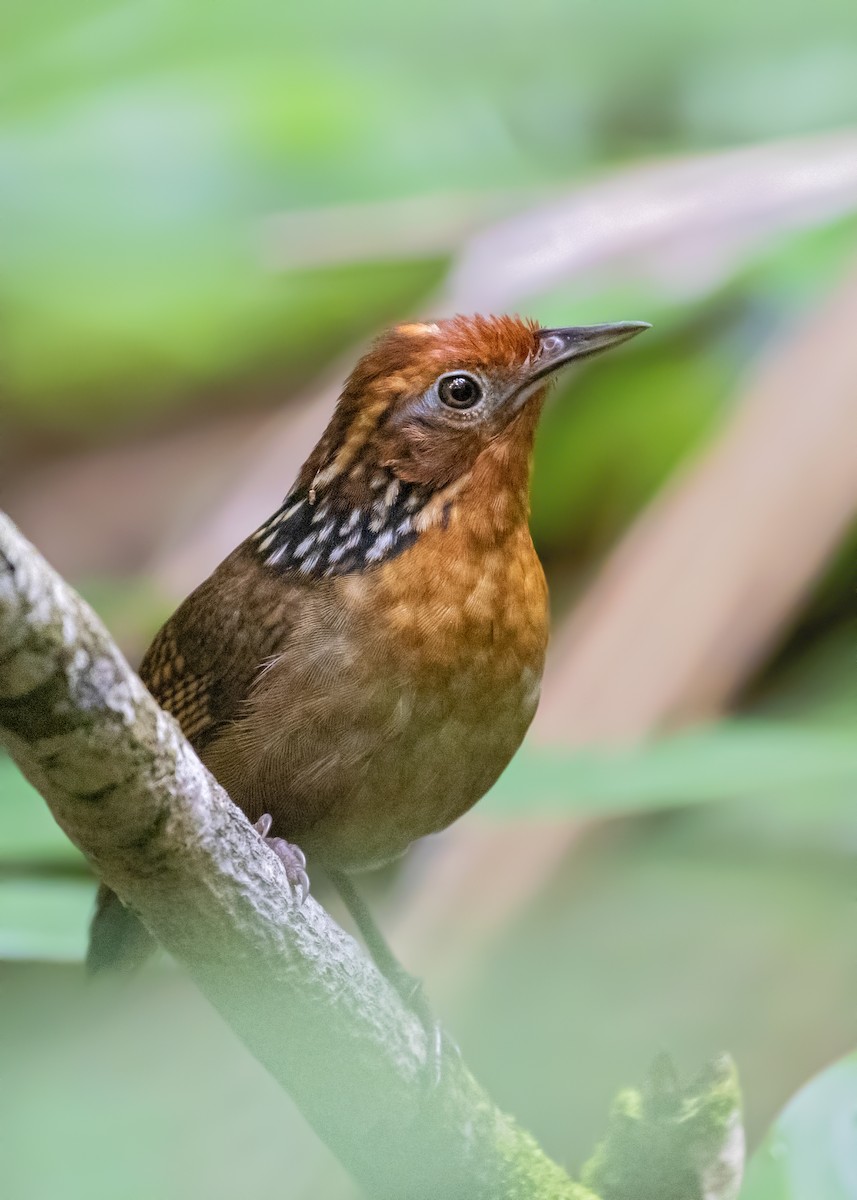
[88,313,649,999]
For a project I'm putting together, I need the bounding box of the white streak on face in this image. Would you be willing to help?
[414,504,435,533]
[256,470,455,575]
[311,463,340,491]
[266,541,291,566]
[282,498,305,522]
[366,527,395,562]
[300,551,322,574]
[340,509,361,535]
[511,379,545,412]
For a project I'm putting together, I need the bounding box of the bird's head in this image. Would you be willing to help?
[253,314,648,577]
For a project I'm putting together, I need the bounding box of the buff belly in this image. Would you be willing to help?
[202,657,540,872]
[202,524,548,872]
[299,674,539,870]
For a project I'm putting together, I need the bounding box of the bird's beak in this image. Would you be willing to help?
[528,321,651,386]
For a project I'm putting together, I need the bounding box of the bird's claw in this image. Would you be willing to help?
[395,973,454,1090]
[253,814,310,905]
[254,813,274,838]
[427,1020,445,1089]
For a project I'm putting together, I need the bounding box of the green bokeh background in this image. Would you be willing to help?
[2,1,857,1196]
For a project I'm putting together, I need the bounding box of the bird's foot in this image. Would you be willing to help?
[253,814,310,904]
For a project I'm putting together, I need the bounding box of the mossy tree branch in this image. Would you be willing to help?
[0,511,743,1199]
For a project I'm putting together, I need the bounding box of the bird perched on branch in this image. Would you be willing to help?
[88,313,648,1001]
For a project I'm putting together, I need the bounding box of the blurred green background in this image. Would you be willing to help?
[3,1,857,1196]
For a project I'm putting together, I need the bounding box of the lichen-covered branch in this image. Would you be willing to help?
[0,510,744,1199]
[0,511,589,1199]
[582,1054,744,1200]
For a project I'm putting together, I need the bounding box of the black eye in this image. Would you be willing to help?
[438,373,482,410]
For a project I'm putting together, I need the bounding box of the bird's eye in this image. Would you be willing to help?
[437,373,482,410]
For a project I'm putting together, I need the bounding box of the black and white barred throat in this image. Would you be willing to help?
[250,466,459,578]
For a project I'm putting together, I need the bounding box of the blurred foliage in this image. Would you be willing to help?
[2,0,857,423]
[3,0,857,1195]
[489,722,857,819]
[531,212,857,559]
[0,963,356,1200]
[0,878,94,961]
[531,325,727,554]
[0,757,86,869]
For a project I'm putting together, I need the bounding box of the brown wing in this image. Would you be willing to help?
[138,543,305,753]
[91,543,300,973]
[138,620,222,748]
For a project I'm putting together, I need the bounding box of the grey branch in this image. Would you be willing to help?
[0,510,744,1199]
[0,512,588,1199]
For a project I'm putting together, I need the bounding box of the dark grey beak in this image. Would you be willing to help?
[531,321,650,384]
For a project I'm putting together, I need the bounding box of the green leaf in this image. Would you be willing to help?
[741,1054,857,1199]
[484,721,857,816]
[0,877,95,961]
